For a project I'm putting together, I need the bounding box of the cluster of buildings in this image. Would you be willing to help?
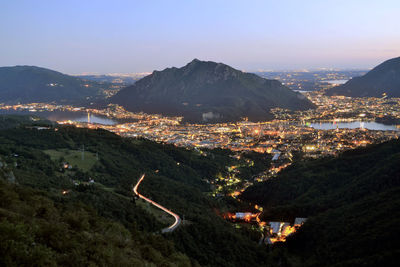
[256,69,366,91]
[1,93,400,201]
[264,218,307,244]
[224,211,308,245]
[3,97,398,191]
[272,92,400,123]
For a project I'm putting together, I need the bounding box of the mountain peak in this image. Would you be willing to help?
[185,58,203,67]
[190,58,201,63]
[111,60,315,123]
[186,58,222,67]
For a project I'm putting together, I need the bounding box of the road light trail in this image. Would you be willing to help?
[133,174,181,233]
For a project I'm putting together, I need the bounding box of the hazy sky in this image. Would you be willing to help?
[1,0,399,73]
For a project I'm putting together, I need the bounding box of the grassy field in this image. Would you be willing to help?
[44,149,98,171]
[44,148,173,227]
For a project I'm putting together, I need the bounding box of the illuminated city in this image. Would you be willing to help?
[1,1,399,265]
[1,86,398,244]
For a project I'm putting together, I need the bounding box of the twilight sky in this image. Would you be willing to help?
[1,0,399,74]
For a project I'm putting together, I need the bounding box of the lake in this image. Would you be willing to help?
[47,112,116,125]
[309,121,398,131]
[293,90,312,93]
[324,79,348,85]
[0,110,118,125]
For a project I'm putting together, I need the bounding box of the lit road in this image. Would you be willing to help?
[133,174,181,233]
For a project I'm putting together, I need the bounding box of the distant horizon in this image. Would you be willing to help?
[2,0,399,73]
[1,59,378,76]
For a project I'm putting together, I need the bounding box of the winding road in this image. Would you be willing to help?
[133,174,181,233]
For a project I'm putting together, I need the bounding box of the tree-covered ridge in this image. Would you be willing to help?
[0,117,269,266]
[0,179,192,266]
[286,188,400,267]
[241,140,400,213]
[0,65,113,104]
[241,139,400,266]
[0,114,51,130]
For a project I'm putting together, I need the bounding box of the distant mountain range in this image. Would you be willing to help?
[256,70,367,92]
[0,66,113,104]
[75,73,149,86]
[326,57,400,97]
[111,59,315,122]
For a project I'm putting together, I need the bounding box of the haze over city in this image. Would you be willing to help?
[1,0,399,73]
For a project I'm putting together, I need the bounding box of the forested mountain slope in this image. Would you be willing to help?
[242,140,400,266]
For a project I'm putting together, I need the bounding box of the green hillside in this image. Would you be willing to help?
[0,179,192,266]
[241,139,400,266]
[3,115,398,266]
[0,116,268,266]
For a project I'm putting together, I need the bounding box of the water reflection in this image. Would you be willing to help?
[73,113,116,125]
[0,110,117,125]
[309,121,398,131]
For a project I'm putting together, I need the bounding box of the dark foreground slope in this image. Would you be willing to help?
[0,179,193,266]
[111,59,315,122]
[0,66,112,104]
[0,116,268,267]
[242,140,400,266]
[326,57,400,97]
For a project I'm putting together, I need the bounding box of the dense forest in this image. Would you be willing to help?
[0,179,193,266]
[0,115,269,266]
[242,139,400,266]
